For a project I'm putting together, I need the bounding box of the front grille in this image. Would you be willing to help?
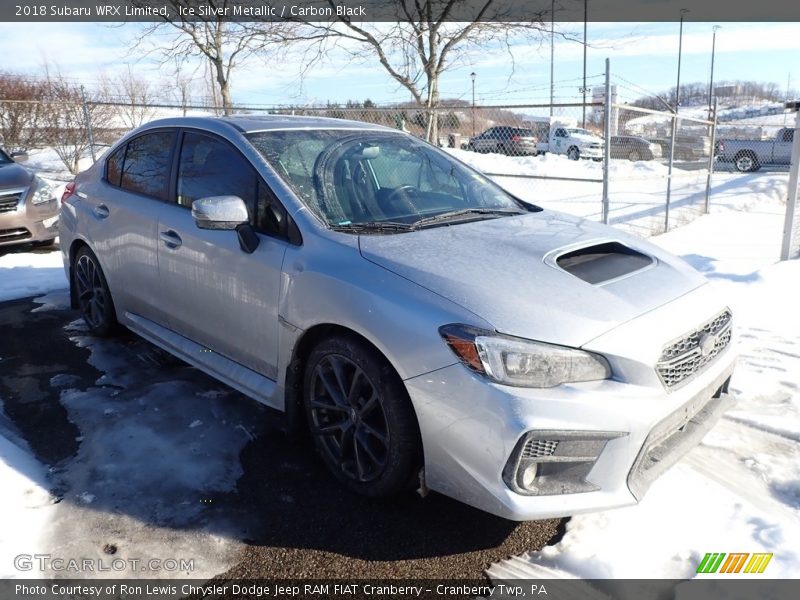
[656,309,733,389]
[0,227,31,242]
[521,439,559,459]
[0,189,24,213]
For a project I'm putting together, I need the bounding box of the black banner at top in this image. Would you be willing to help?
[2,0,800,23]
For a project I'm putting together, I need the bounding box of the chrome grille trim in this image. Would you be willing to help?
[656,309,733,389]
[0,188,26,213]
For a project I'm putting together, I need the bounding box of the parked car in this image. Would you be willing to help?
[60,116,736,520]
[0,147,59,248]
[715,128,794,172]
[609,136,662,161]
[466,126,538,156]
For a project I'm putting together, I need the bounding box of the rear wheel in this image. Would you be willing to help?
[73,247,119,336]
[628,150,641,162]
[567,146,580,161]
[734,151,759,172]
[303,336,420,498]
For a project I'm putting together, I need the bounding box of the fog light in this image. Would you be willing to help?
[503,430,627,496]
[520,462,538,489]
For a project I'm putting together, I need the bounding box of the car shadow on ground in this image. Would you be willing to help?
[0,297,561,578]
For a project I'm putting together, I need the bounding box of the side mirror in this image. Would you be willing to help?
[191,195,260,254]
[10,151,28,163]
[192,195,249,230]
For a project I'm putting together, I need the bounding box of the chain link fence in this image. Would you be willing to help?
[4,84,793,240]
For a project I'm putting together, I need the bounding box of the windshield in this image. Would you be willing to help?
[247,130,532,229]
[0,149,11,165]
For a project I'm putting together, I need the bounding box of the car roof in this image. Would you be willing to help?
[137,114,395,136]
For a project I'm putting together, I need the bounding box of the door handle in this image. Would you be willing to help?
[159,230,182,249]
[92,204,109,219]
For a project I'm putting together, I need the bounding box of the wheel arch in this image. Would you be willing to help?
[283,323,422,444]
[67,238,91,309]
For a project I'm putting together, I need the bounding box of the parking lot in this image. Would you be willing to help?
[0,246,562,580]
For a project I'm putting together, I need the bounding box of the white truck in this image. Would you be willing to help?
[533,120,605,160]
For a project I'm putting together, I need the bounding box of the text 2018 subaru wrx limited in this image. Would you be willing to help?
[60,116,736,520]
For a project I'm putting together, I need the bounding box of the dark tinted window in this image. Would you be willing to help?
[106,145,124,186]
[120,131,175,200]
[177,132,286,237]
[177,133,257,209]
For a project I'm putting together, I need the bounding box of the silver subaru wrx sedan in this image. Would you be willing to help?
[60,116,736,520]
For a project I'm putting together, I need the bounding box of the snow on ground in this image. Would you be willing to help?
[0,432,58,578]
[0,246,67,303]
[488,196,800,581]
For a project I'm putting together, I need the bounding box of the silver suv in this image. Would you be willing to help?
[0,148,59,248]
[60,116,736,520]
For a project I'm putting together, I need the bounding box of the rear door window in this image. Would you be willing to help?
[119,131,176,201]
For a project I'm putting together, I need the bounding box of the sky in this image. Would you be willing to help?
[0,20,797,107]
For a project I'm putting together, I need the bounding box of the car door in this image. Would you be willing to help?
[473,128,494,153]
[82,129,177,326]
[156,130,289,379]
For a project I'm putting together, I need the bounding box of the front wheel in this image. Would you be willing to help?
[303,336,421,498]
[567,146,580,161]
[73,246,119,336]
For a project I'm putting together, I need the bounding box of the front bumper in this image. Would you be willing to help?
[579,146,604,159]
[404,286,737,521]
[0,195,59,246]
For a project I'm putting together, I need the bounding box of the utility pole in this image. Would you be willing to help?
[470,72,476,137]
[550,0,555,115]
[708,25,721,121]
[582,0,587,127]
[665,8,689,233]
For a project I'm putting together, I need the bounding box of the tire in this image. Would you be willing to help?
[567,146,580,161]
[72,246,119,336]
[303,335,421,498]
[628,150,641,162]
[734,152,759,172]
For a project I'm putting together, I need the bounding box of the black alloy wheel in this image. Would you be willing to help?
[304,336,420,497]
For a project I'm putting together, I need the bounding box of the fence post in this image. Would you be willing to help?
[664,111,678,232]
[80,85,97,163]
[780,104,800,260]
[704,97,718,214]
[602,58,611,224]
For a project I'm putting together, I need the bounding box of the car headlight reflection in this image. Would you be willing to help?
[440,324,611,388]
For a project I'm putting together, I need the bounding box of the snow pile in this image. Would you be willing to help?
[0,246,67,303]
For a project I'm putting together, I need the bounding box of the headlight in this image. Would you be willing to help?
[440,324,611,388]
[30,177,56,205]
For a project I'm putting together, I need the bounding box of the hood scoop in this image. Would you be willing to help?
[554,241,654,285]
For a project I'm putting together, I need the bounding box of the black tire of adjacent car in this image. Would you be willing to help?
[303,336,421,498]
[73,246,120,337]
[734,151,760,173]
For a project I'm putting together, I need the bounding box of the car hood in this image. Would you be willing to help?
[0,162,33,189]
[571,134,603,145]
[359,211,707,348]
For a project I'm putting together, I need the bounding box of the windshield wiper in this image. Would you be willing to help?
[411,208,525,230]
[330,221,413,234]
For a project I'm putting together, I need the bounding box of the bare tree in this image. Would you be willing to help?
[0,72,49,149]
[131,0,294,114]
[289,1,552,142]
[106,67,158,129]
[40,70,113,174]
